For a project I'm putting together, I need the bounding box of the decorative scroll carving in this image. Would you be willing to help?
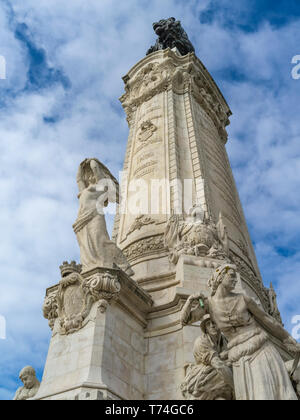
[122,235,165,261]
[164,208,230,264]
[43,291,58,330]
[86,272,121,307]
[121,53,230,141]
[43,262,121,335]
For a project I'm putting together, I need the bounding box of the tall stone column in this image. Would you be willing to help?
[112,48,288,399]
[113,48,271,308]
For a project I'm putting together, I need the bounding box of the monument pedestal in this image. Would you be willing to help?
[35,268,152,400]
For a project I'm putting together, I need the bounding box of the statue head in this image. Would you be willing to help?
[147,17,195,56]
[153,17,176,37]
[19,366,37,389]
[200,314,218,338]
[189,205,204,223]
[208,263,237,296]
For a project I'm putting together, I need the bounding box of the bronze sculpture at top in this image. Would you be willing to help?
[146,17,195,56]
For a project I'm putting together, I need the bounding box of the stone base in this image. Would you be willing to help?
[34,268,153,400]
[35,259,293,400]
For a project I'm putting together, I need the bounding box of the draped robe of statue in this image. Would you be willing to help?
[73,158,133,275]
[209,294,297,401]
[181,315,233,400]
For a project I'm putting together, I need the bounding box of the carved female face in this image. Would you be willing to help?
[222,269,237,292]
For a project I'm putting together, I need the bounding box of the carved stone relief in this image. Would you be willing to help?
[127,215,157,236]
[122,235,165,261]
[120,52,231,142]
[138,120,157,143]
[164,208,230,264]
[43,262,121,335]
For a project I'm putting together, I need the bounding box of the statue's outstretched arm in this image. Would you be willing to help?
[181,293,207,326]
[245,295,300,352]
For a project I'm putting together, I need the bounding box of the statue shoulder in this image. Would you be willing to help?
[13,386,24,400]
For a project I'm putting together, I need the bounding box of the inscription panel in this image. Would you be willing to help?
[120,93,167,243]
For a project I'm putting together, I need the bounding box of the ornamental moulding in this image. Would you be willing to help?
[122,235,166,261]
[120,53,231,141]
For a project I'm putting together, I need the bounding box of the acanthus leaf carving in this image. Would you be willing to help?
[85,271,121,308]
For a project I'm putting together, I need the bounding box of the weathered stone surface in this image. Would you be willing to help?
[14,367,40,401]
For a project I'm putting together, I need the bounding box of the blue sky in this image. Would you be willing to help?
[0,0,299,400]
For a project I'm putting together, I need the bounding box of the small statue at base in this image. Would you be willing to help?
[13,366,40,400]
[181,309,234,400]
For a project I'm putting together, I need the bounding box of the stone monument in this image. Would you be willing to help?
[16,18,299,400]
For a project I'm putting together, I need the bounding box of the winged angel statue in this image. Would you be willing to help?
[73,158,133,275]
